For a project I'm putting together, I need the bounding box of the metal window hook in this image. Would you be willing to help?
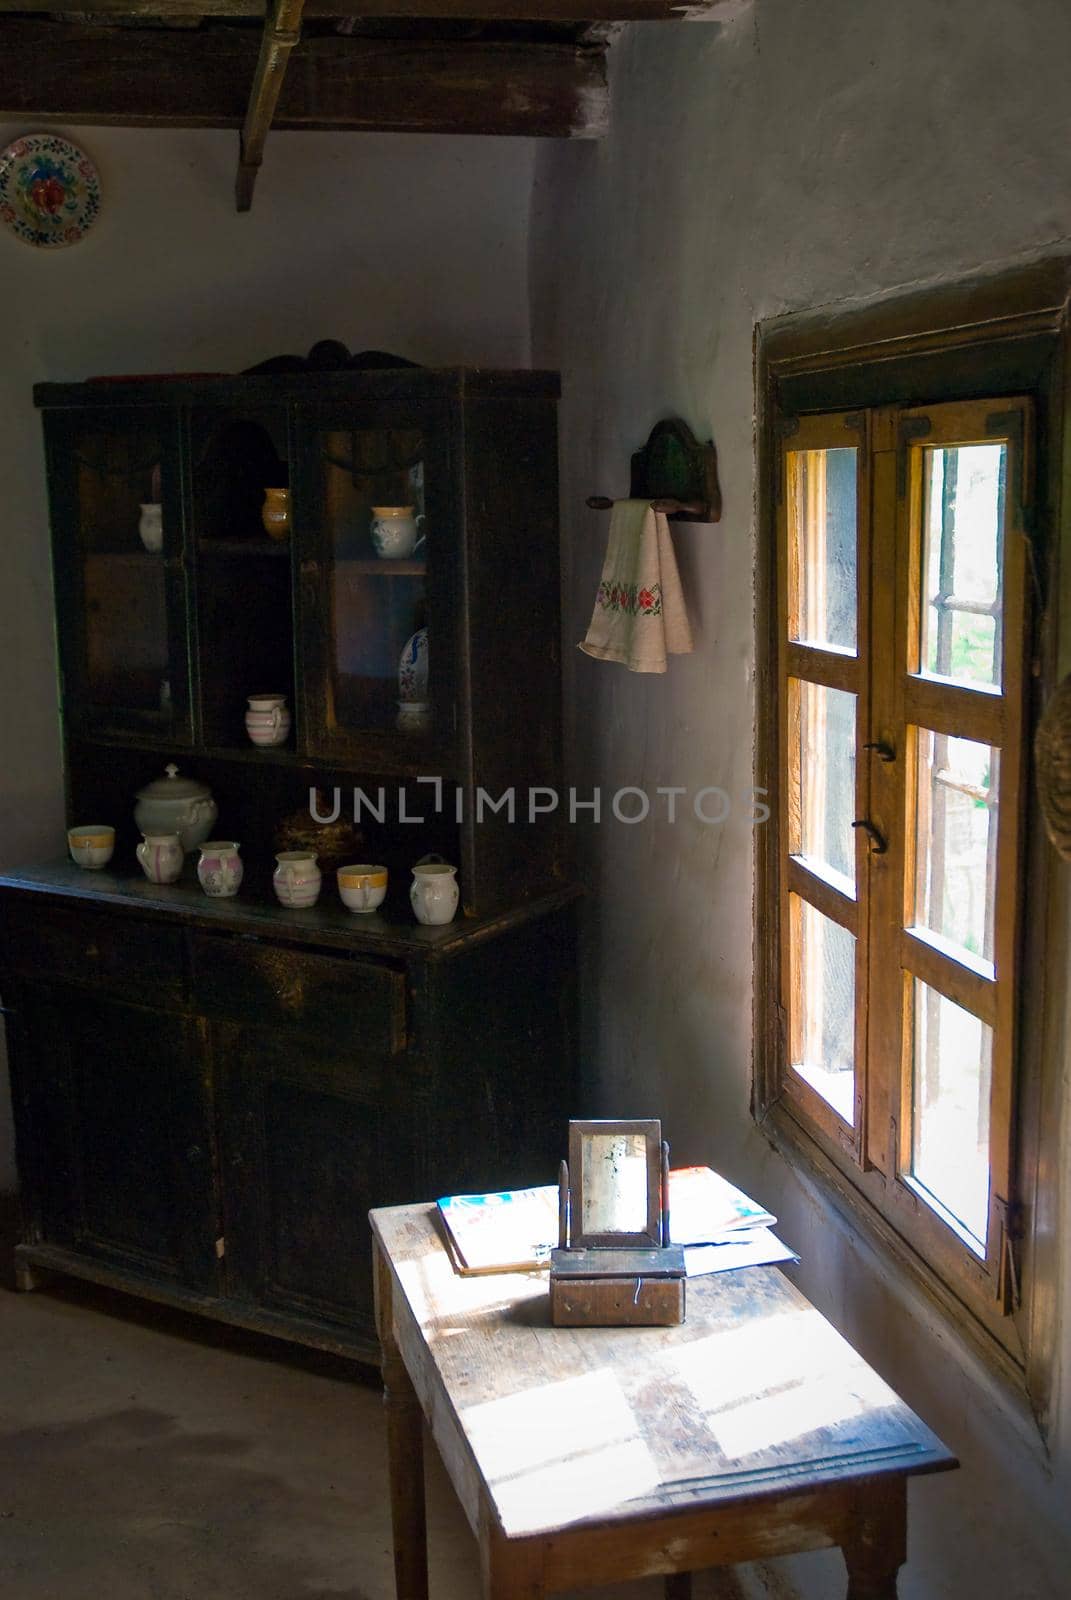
[852,819,888,855]
[863,740,895,763]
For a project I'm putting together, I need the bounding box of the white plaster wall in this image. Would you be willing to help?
[530,2,1071,1595]
[0,124,537,1187]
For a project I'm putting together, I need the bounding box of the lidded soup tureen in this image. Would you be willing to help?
[134,763,218,852]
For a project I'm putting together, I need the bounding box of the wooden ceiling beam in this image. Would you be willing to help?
[0,19,609,140]
[236,0,306,212]
[0,0,735,22]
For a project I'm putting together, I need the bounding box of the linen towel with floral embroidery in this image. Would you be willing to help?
[578,499,693,672]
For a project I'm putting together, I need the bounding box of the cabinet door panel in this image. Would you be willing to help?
[45,407,193,744]
[15,988,218,1290]
[217,1023,418,1336]
[291,399,458,768]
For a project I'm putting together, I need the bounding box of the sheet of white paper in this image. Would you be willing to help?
[684,1228,799,1278]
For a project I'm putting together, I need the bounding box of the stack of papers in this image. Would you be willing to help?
[436,1166,797,1279]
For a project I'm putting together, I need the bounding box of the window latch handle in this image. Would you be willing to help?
[852,818,888,854]
[863,741,895,762]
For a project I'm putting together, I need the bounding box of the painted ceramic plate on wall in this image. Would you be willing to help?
[0,134,101,249]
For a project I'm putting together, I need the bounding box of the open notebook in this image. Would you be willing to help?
[436,1165,790,1277]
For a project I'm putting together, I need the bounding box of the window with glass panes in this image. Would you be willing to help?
[772,397,1031,1330]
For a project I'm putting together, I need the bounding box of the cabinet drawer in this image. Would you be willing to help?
[0,900,187,1005]
[192,934,405,1055]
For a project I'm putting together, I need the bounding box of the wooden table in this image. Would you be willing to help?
[370,1204,956,1600]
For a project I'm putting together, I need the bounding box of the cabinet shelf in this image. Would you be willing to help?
[198,538,290,557]
[84,548,163,563]
[337,558,427,577]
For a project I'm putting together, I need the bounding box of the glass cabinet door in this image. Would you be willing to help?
[293,402,455,765]
[47,407,191,742]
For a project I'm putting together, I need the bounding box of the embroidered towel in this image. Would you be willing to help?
[579,499,693,672]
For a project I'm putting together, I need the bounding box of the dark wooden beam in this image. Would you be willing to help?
[0,0,734,22]
[236,0,306,212]
[0,19,609,140]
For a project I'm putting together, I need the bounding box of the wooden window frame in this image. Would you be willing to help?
[754,259,1071,1429]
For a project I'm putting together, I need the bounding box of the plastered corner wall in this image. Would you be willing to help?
[530,3,1071,1595]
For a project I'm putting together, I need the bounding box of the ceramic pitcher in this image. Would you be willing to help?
[136,833,184,885]
[197,841,243,898]
[273,850,322,909]
[410,861,459,925]
[245,693,291,748]
[261,487,290,541]
[138,502,163,553]
[371,506,426,560]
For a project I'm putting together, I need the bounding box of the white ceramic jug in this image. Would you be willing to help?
[197,841,243,898]
[273,850,322,909]
[245,693,291,748]
[137,833,184,885]
[138,502,163,553]
[371,506,426,560]
[410,861,459,926]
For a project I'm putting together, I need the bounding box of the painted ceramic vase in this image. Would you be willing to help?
[398,627,428,701]
[197,841,243,898]
[245,693,291,748]
[138,502,163,553]
[410,861,459,926]
[136,833,184,885]
[68,824,114,870]
[273,850,322,909]
[261,487,290,541]
[371,506,425,560]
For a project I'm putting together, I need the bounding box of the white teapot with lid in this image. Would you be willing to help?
[134,763,218,853]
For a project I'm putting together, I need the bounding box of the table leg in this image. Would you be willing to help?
[842,1479,907,1600]
[375,1240,428,1600]
[665,1573,693,1600]
[480,1519,546,1600]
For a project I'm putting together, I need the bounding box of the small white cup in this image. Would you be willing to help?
[69,825,115,870]
[338,863,388,914]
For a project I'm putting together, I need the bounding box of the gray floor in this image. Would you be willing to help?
[1,1268,714,1600]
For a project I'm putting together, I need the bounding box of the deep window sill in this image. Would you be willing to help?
[755,1096,1050,1453]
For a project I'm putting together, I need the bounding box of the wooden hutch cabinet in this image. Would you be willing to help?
[0,366,577,1362]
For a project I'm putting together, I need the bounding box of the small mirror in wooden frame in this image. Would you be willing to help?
[569,1118,662,1248]
[551,1118,686,1327]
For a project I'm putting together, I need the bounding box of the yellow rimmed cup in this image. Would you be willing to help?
[337,863,388,914]
[68,824,115,870]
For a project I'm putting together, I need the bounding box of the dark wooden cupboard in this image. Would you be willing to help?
[0,365,577,1361]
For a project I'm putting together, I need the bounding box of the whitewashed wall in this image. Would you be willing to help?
[530,2,1071,1595]
[0,124,537,1187]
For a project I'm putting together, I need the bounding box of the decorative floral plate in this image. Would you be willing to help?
[0,134,101,249]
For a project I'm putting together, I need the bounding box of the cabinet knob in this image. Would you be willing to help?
[186,1143,204,1163]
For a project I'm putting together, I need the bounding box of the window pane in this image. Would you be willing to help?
[788,447,857,652]
[790,896,855,1123]
[913,730,999,973]
[795,681,856,892]
[911,982,993,1251]
[920,443,1005,690]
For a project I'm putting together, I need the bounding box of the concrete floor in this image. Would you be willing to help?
[1,1267,742,1600]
